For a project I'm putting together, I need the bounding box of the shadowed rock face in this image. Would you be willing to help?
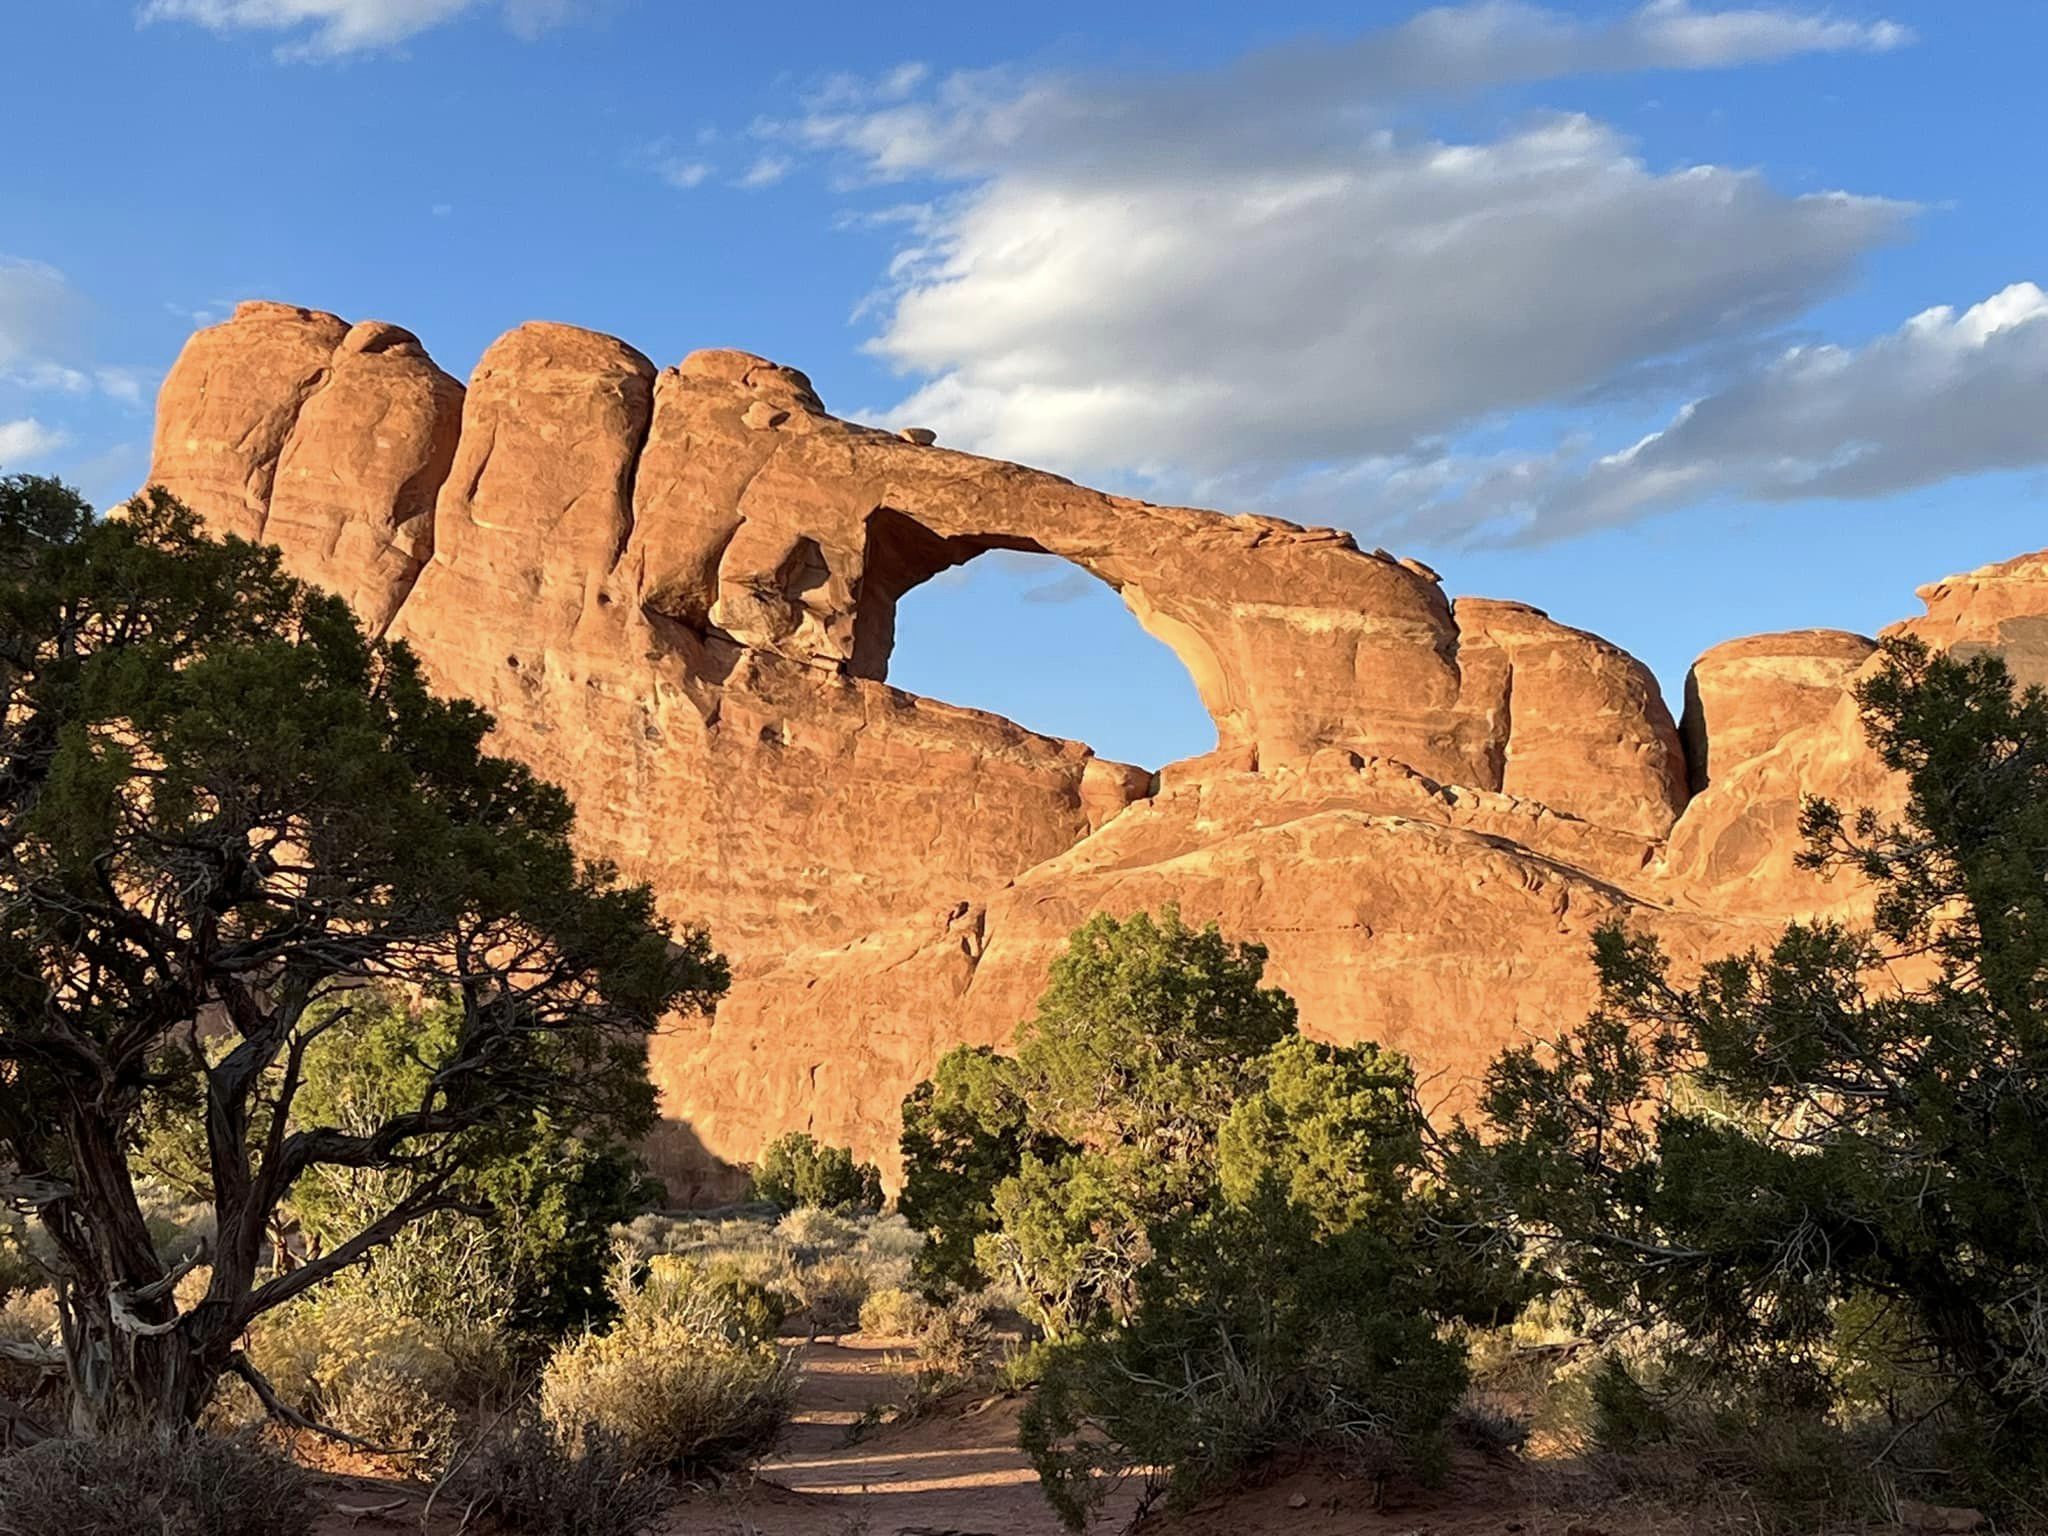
[147,301,2048,1192]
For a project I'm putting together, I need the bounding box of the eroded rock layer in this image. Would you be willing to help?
[148,301,2048,1196]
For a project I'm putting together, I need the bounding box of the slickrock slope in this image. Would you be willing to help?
[148,301,2048,1195]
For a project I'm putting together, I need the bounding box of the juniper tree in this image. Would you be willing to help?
[0,476,724,1436]
[1469,637,2048,1484]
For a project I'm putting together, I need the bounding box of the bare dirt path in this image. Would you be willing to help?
[704,1334,1079,1536]
[306,1336,1620,1536]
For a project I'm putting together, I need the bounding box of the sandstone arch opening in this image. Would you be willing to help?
[882,543,1219,770]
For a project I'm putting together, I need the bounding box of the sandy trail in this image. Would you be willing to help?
[710,1334,1081,1536]
[308,1335,1589,1536]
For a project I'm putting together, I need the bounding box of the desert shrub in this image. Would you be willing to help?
[243,1291,481,1466]
[626,1208,920,1338]
[789,1253,870,1335]
[630,1254,786,1346]
[912,1295,995,1376]
[849,1208,925,1272]
[0,1430,310,1536]
[0,1286,63,1418]
[774,1203,862,1252]
[858,1284,930,1337]
[1451,1399,1530,1458]
[752,1132,884,1213]
[1022,1190,1472,1530]
[0,1219,36,1300]
[1466,641,2048,1509]
[540,1255,796,1474]
[274,992,669,1344]
[0,1289,58,1357]
[449,1414,670,1536]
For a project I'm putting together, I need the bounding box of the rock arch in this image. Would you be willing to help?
[144,302,1790,1193]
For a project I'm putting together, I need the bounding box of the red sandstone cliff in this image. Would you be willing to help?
[147,301,2048,1196]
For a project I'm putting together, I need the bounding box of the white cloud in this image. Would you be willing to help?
[737,155,793,189]
[659,160,712,191]
[876,118,1904,481]
[0,419,68,464]
[1405,282,2048,543]
[780,3,1906,180]
[1,259,151,410]
[755,4,1979,546]
[138,0,574,57]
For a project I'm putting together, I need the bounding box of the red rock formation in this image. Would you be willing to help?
[145,302,2048,1194]
[1680,630,1877,791]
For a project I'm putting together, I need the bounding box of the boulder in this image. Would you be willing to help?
[1680,629,1877,790]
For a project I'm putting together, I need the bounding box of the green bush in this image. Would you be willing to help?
[273,989,667,1344]
[1465,640,2048,1508]
[926,908,1300,1337]
[751,1132,884,1213]
[901,907,1518,1524]
[1587,1354,1672,1452]
[899,1046,1033,1292]
[0,1431,311,1536]
[1023,1191,1470,1530]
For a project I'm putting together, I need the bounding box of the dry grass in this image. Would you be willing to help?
[540,1255,798,1476]
[0,1430,311,1536]
[446,1414,671,1536]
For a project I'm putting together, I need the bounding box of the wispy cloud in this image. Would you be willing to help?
[736,155,793,189]
[1375,282,2048,545]
[138,0,579,58]
[0,418,68,464]
[2,258,153,409]
[634,136,714,191]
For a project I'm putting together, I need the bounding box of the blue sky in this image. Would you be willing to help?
[3,2,2044,768]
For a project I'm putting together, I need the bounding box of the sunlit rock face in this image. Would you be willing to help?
[149,301,2048,1195]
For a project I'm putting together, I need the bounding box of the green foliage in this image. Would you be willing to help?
[1023,1188,1470,1530]
[901,907,1515,1522]
[0,1216,37,1299]
[750,1131,883,1213]
[898,1045,1031,1292]
[138,986,665,1344]
[292,988,664,1340]
[1022,908,1296,1158]
[0,476,725,1431]
[1587,1354,1671,1451]
[1466,637,2048,1502]
[1217,1034,1426,1235]
[906,908,1301,1336]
